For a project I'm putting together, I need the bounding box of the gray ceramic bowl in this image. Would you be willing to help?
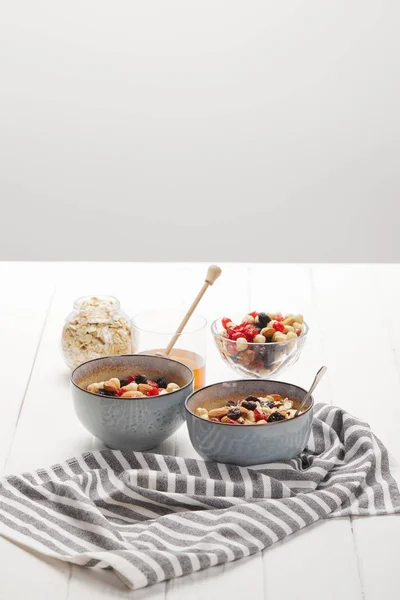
[185,379,313,466]
[71,354,194,450]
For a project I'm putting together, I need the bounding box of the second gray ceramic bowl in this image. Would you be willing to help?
[185,380,313,466]
[71,354,194,450]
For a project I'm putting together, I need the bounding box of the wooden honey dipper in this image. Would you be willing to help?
[159,265,222,357]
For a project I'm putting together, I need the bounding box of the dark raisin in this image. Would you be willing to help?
[155,377,168,389]
[245,395,259,403]
[119,378,130,388]
[227,408,241,420]
[242,399,258,411]
[135,374,148,384]
[267,412,286,422]
[226,400,237,407]
[258,312,271,328]
[98,389,117,397]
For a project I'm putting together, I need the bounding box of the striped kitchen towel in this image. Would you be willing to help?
[0,403,399,590]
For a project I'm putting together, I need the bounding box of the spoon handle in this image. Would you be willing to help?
[295,366,327,416]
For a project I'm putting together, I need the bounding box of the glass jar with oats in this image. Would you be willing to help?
[61,296,133,370]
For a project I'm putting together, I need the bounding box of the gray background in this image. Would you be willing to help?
[1,1,399,262]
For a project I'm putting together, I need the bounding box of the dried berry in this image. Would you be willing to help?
[227,408,241,420]
[254,407,267,422]
[98,388,117,397]
[267,412,286,422]
[119,378,130,388]
[258,312,271,328]
[146,387,159,396]
[244,395,259,402]
[135,374,148,384]
[272,321,285,333]
[226,400,237,407]
[155,377,168,389]
[242,399,258,411]
[222,317,232,329]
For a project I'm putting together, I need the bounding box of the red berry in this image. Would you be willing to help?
[254,408,267,422]
[231,330,246,341]
[227,418,240,424]
[249,311,259,318]
[222,317,232,329]
[273,321,285,333]
[275,315,284,322]
[147,380,159,388]
[146,388,159,396]
[243,325,259,341]
[116,388,124,397]
[127,375,135,383]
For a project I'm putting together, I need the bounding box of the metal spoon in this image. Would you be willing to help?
[295,366,327,417]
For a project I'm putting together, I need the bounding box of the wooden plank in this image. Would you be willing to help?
[166,554,264,600]
[312,265,400,600]
[2,263,251,599]
[312,264,400,459]
[250,264,363,599]
[263,519,362,600]
[352,513,400,600]
[0,262,56,474]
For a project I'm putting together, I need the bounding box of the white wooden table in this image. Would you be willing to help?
[1,263,399,600]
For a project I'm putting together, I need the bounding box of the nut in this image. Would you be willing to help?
[166,382,180,392]
[282,316,296,326]
[242,315,255,324]
[253,334,266,343]
[261,327,275,339]
[272,332,286,342]
[284,325,294,333]
[195,407,209,418]
[240,406,256,422]
[103,378,120,392]
[238,349,255,366]
[120,382,138,392]
[121,391,145,398]
[208,406,230,418]
[286,331,297,340]
[293,314,304,324]
[236,337,248,352]
[137,384,153,394]
[87,382,105,393]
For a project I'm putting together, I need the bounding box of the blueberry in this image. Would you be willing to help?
[267,412,286,422]
[119,378,130,388]
[135,374,148,384]
[258,312,271,328]
[226,400,237,407]
[242,399,258,411]
[227,408,241,420]
[155,377,168,389]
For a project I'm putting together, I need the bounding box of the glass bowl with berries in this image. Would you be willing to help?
[211,311,308,379]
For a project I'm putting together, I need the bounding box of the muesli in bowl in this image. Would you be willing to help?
[212,311,308,379]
